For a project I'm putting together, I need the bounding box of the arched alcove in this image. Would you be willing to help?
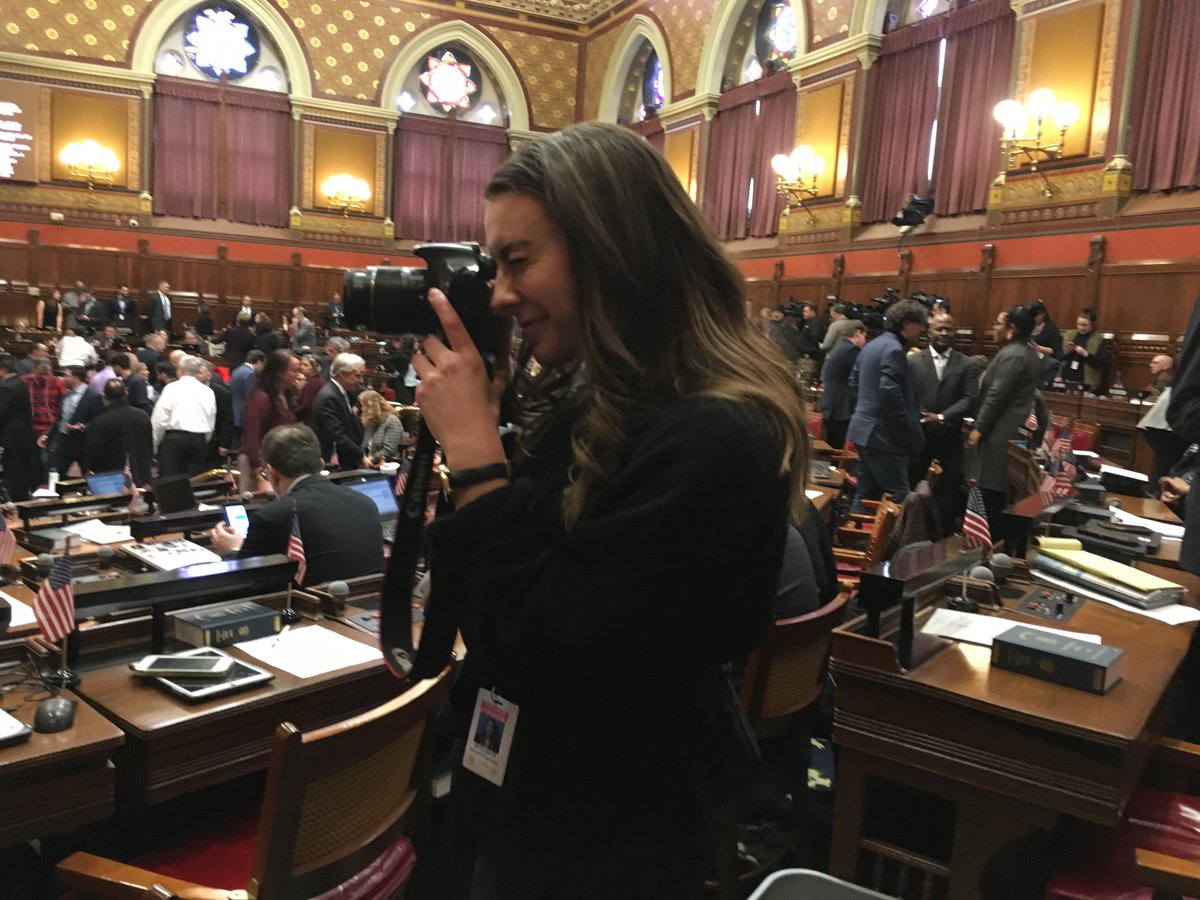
[129,0,311,98]
[598,15,673,123]
[379,21,530,134]
[850,0,894,38]
[696,0,808,96]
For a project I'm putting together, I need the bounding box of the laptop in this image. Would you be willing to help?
[85,471,126,496]
[151,474,197,515]
[347,477,399,541]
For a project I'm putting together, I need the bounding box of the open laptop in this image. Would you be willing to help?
[151,474,197,514]
[85,471,126,496]
[346,476,399,541]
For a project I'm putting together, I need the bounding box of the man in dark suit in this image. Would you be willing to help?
[908,312,980,536]
[86,379,154,487]
[75,291,108,335]
[208,425,383,585]
[323,292,346,330]
[819,323,865,450]
[199,360,235,466]
[112,352,153,414]
[108,285,136,332]
[847,300,928,512]
[313,352,365,469]
[137,333,166,388]
[41,366,99,479]
[0,353,38,500]
[145,280,174,334]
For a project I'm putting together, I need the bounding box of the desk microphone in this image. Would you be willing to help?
[969,565,995,583]
[990,553,1014,584]
[241,491,255,503]
[328,581,350,607]
[35,553,54,575]
[96,546,115,571]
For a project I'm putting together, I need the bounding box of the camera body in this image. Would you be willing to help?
[343,242,497,355]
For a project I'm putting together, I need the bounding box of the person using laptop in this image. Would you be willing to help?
[208,424,383,585]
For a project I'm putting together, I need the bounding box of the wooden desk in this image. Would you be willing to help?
[76,620,400,807]
[1111,494,1182,525]
[830,594,1191,898]
[0,689,124,847]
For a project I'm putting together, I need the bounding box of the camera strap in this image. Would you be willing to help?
[378,420,440,680]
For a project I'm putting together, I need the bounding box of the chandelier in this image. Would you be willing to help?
[321,174,371,220]
[771,144,825,224]
[993,88,1080,197]
[60,140,120,202]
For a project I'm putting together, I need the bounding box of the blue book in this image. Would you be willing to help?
[991,625,1124,694]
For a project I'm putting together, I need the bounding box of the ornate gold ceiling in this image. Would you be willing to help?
[434,0,628,26]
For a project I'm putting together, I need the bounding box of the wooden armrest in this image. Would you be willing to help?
[847,514,875,525]
[833,547,865,564]
[1135,847,1200,897]
[56,852,233,900]
[1154,737,1200,772]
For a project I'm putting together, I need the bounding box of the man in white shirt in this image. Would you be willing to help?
[56,329,98,368]
[151,355,215,477]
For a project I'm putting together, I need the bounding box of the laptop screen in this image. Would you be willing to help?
[152,474,197,514]
[86,471,126,496]
[348,478,398,518]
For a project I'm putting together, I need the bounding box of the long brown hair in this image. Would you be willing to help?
[485,122,809,527]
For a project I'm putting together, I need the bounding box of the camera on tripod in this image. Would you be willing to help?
[342,242,497,357]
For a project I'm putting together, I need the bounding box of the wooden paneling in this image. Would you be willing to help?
[1099,263,1200,337]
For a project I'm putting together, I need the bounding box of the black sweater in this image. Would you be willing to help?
[426,396,789,898]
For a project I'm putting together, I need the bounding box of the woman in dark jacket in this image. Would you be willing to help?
[410,123,811,899]
[1030,300,1062,385]
[238,349,298,493]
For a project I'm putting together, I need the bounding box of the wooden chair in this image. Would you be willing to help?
[57,667,453,900]
[834,497,900,592]
[712,593,852,900]
[847,460,941,528]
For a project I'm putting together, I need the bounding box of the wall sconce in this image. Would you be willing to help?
[321,173,371,221]
[60,140,120,203]
[771,144,825,224]
[993,88,1080,197]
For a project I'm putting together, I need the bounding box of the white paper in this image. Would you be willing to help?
[121,539,222,571]
[61,518,132,544]
[1109,507,1185,539]
[31,488,59,499]
[0,591,36,628]
[1100,463,1150,483]
[922,608,1101,647]
[1030,570,1200,625]
[235,624,381,679]
[805,489,823,500]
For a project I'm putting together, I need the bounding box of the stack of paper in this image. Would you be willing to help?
[121,539,222,572]
[1035,544,1185,609]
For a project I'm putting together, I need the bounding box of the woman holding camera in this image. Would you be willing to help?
[411,122,810,898]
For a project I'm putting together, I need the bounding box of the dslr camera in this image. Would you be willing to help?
[343,242,497,356]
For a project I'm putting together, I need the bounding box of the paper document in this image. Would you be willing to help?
[1031,570,1200,625]
[235,624,381,678]
[121,539,222,571]
[1100,464,1150,483]
[1109,508,1185,540]
[62,519,133,545]
[1034,537,1083,551]
[0,591,36,628]
[805,489,823,500]
[922,608,1100,648]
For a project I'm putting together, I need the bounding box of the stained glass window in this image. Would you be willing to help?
[420,50,480,113]
[765,1,797,60]
[642,51,664,111]
[184,7,260,81]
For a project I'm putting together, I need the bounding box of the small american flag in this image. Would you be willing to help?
[1052,434,1072,460]
[1039,473,1057,506]
[394,456,412,501]
[287,511,307,586]
[962,483,992,554]
[34,556,75,644]
[0,515,16,567]
[1024,407,1038,433]
[124,461,142,513]
[1054,455,1078,497]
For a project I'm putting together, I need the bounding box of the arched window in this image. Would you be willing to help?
[883,0,952,32]
[395,44,507,128]
[614,41,664,125]
[725,0,798,87]
[153,3,289,93]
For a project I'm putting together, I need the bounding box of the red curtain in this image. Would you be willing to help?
[1130,0,1200,192]
[225,104,290,227]
[933,0,1016,216]
[153,86,219,220]
[704,71,796,240]
[859,17,945,224]
[394,116,508,242]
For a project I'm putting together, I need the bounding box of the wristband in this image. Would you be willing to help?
[439,461,511,499]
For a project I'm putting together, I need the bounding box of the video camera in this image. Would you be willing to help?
[342,242,497,358]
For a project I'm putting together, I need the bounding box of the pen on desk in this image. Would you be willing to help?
[272,624,291,646]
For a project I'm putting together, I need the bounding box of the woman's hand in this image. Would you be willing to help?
[968,429,982,447]
[410,289,508,471]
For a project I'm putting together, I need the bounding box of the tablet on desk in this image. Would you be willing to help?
[150,646,274,702]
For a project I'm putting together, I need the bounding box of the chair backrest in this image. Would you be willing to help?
[862,497,900,568]
[1072,422,1099,453]
[740,593,851,724]
[252,667,452,900]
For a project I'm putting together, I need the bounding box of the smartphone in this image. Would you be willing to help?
[223,503,250,539]
[130,654,235,678]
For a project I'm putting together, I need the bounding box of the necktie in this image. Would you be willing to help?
[162,293,171,319]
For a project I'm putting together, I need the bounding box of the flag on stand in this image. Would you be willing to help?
[962,483,992,555]
[33,556,75,644]
[287,511,307,586]
[1039,472,1057,506]
[0,515,16,568]
[1054,452,1078,497]
[394,456,412,501]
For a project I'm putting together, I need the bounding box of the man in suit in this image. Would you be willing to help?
[75,291,108,334]
[145,280,174,335]
[137,333,166,388]
[208,424,383,585]
[0,353,39,501]
[230,349,266,434]
[41,366,99,479]
[198,360,234,466]
[108,285,136,332]
[313,352,365,469]
[232,295,255,327]
[218,312,257,369]
[111,352,153,414]
[290,306,317,351]
[847,299,928,512]
[86,378,154,487]
[323,292,346,330]
[908,312,980,536]
[819,322,866,450]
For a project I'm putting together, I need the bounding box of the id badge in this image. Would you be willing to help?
[463,688,519,787]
